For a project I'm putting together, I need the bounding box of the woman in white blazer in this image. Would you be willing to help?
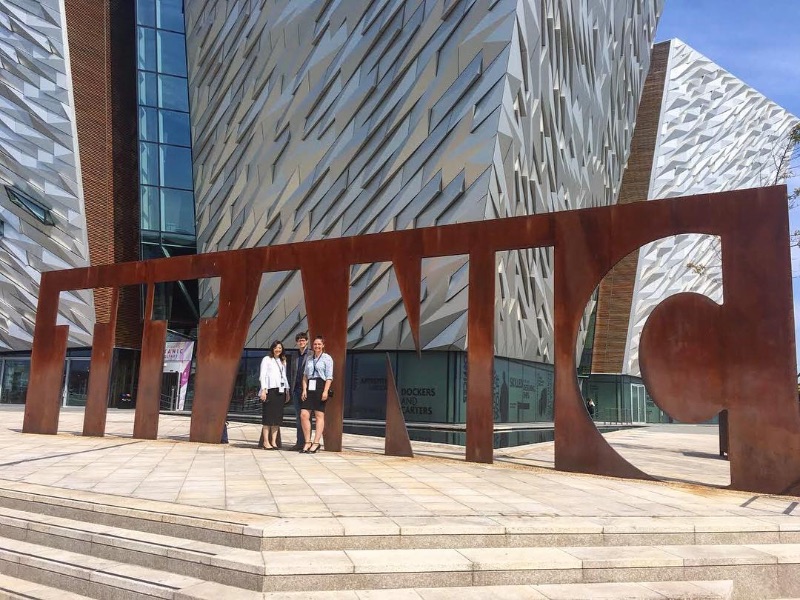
[259,340,289,449]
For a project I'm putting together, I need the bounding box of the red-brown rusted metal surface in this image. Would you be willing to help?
[23,278,68,435]
[133,284,167,439]
[82,288,119,437]
[639,190,800,494]
[466,246,496,463]
[300,253,350,452]
[189,253,262,443]
[22,186,799,494]
[384,355,413,458]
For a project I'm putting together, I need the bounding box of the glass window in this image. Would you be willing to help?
[136,0,156,27]
[161,231,196,247]
[141,185,160,230]
[161,188,195,234]
[138,106,158,142]
[139,141,159,186]
[158,74,189,111]
[159,110,191,146]
[141,242,166,260]
[1,360,30,404]
[5,186,55,225]
[137,26,156,71]
[138,71,157,106]
[157,30,187,76]
[65,359,90,407]
[156,0,185,32]
[159,145,193,190]
[141,229,160,244]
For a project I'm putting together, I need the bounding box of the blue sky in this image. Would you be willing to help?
[655,0,800,370]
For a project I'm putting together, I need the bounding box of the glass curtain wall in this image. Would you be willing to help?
[136,0,199,331]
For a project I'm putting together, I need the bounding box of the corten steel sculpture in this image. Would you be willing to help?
[22,186,800,494]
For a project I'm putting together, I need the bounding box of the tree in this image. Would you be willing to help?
[781,122,800,209]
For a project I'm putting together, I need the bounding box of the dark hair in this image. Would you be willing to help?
[269,340,285,360]
[313,335,325,344]
[295,331,309,342]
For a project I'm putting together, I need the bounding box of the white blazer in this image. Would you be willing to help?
[260,355,288,391]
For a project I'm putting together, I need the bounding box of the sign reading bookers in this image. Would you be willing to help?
[349,353,450,423]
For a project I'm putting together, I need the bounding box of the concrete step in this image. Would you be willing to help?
[0,480,797,552]
[0,535,267,599]
[0,507,267,591]
[247,543,797,598]
[252,580,735,599]
[0,480,267,551]
[0,533,795,598]
[0,572,91,599]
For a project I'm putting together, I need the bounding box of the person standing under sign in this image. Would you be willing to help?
[290,332,310,450]
[300,335,333,453]
[259,340,289,450]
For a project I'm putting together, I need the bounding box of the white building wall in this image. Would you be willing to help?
[624,39,799,375]
[0,0,94,350]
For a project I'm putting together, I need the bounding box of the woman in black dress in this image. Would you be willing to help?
[258,340,289,449]
[300,336,333,453]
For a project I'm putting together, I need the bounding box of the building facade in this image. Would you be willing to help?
[589,39,800,422]
[180,0,662,435]
[0,1,796,439]
[0,0,141,406]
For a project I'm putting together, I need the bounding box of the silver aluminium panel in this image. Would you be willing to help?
[186,0,661,360]
[0,0,94,350]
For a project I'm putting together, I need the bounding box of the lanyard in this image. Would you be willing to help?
[312,354,323,378]
[273,357,285,382]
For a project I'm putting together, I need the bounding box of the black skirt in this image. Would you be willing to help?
[303,377,327,413]
[262,388,285,425]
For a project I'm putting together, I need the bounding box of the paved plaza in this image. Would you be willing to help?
[0,407,780,520]
[0,407,798,598]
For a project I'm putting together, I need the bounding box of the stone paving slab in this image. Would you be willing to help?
[0,408,795,529]
[170,579,735,599]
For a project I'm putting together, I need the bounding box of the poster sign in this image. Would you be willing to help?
[163,341,194,410]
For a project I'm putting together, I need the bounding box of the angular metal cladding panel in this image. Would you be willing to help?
[0,0,94,350]
[624,40,800,376]
[186,0,662,359]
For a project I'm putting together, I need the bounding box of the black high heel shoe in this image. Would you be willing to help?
[300,442,312,453]
[309,443,321,454]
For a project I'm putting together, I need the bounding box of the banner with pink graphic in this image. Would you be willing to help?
[163,341,194,410]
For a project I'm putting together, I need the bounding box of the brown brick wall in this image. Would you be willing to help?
[64,0,141,349]
[591,41,671,374]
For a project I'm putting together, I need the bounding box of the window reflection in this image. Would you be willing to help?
[159,146,193,190]
[136,0,155,27]
[156,0,185,32]
[139,142,159,186]
[141,185,160,230]
[137,0,197,327]
[158,74,189,111]
[1,360,29,404]
[157,30,187,76]
[159,110,191,146]
[138,71,157,106]
[139,106,158,142]
[137,27,156,71]
[161,189,195,234]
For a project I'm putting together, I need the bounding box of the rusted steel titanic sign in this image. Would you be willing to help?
[23,186,800,494]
